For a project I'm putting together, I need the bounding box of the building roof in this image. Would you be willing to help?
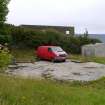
[83,43,105,47]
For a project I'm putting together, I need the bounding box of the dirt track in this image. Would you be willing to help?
[7,60,105,81]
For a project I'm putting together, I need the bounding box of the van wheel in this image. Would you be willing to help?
[63,59,66,62]
[51,59,55,62]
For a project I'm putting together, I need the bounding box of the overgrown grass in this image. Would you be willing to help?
[11,49,36,62]
[70,55,105,64]
[0,50,12,71]
[0,75,105,105]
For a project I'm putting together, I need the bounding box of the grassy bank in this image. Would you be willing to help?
[11,49,36,62]
[70,55,105,64]
[0,75,105,105]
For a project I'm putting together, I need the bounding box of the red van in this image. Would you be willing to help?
[36,46,67,61]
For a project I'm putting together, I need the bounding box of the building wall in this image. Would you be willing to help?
[82,43,105,57]
[82,46,95,57]
[94,44,105,57]
[20,25,75,36]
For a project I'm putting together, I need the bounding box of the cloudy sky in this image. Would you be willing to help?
[7,0,105,34]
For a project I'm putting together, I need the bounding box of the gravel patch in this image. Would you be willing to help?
[6,60,105,81]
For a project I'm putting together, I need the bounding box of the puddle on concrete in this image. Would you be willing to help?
[72,72,82,76]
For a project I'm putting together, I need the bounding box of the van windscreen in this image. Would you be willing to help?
[51,47,63,52]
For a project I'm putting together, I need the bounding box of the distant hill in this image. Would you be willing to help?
[76,34,105,43]
[89,34,105,43]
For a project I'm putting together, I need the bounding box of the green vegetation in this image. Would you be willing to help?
[0,75,105,105]
[0,49,12,71]
[70,55,105,64]
[10,28,64,48]
[0,0,11,44]
[11,49,35,62]
[0,0,10,32]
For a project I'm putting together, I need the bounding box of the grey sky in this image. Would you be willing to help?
[7,0,105,34]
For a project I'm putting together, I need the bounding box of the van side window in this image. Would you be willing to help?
[48,48,52,52]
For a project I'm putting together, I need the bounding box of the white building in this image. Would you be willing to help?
[82,43,105,57]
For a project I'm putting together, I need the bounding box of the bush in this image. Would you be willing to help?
[0,49,12,71]
[0,35,12,44]
[11,27,64,48]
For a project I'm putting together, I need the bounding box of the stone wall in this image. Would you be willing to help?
[20,25,75,36]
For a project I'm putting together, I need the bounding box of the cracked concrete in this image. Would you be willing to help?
[6,60,105,81]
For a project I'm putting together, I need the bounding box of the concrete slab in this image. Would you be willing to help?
[6,60,105,81]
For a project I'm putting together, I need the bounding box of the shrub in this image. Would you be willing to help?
[0,35,12,44]
[11,27,64,48]
[0,49,12,71]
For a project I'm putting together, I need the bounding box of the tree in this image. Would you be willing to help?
[0,0,10,34]
[84,28,89,38]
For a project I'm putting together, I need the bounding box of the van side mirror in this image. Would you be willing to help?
[48,48,52,52]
